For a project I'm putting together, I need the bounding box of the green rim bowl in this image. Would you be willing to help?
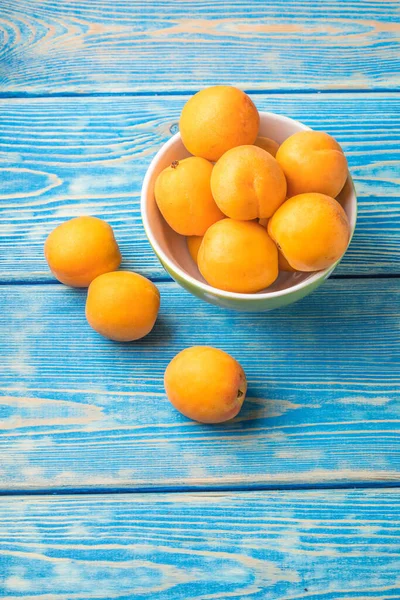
[141,111,357,312]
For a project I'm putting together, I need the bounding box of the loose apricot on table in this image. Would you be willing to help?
[164,346,247,423]
[155,157,224,236]
[211,145,287,220]
[198,219,278,293]
[276,130,348,198]
[268,192,351,272]
[179,86,260,161]
[254,136,280,157]
[187,236,203,265]
[86,271,160,342]
[44,216,121,287]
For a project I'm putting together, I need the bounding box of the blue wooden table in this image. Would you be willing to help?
[1,1,399,597]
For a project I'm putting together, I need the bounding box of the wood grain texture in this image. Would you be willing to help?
[2,1,399,590]
[1,0,399,94]
[0,93,399,282]
[0,489,399,599]
[0,279,399,491]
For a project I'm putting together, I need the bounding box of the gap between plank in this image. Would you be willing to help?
[0,274,399,287]
[1,88,400,100]
[0,481,399,498]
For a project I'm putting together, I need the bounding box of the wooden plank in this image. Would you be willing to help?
[0,279,399,491]
[0,489,399,599]
[0,93,399,282]
[1,0,399,94]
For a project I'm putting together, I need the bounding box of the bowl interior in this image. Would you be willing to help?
[143,112,357,296]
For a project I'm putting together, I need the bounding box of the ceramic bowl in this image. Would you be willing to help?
[141,112,357,311]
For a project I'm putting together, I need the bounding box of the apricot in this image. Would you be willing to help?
[278,251,297,272]
[155,157,224,236]
[276,130,348,198]
[258,219,296,271]
[211,145,287,220]
[44,216,121,287]
[254,136,279,157]
[187,236,203,265]
[180,86,260,161]
[198,219,278,293]
[86,271,160,341]
[164,346,247,423]
[268,193,351,272]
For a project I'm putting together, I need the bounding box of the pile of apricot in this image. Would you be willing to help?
[42,85,352,425]
[44,216,160,342]
[155,85,351,294]
[44,216,246,424]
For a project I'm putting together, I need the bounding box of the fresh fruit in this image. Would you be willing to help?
[179,86,260,161]
[268,193,350,272]
[198,219,278,293]
[44,216,121,287]
[187,236,203,265]
[278,251,297,272]
[164,346,247,423]
[254,136,279,157]
[85,271,160,342]
[276,130,348,198]
[210,145,287,220]
[155,157,224,236]
[258,219,296,271]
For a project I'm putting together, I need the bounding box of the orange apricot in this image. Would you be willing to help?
[164,346,247,423]
[198,219,278,293]
[44,216,121,287]
[259,218,297,271]
[86,271,160,342]
[187,236,203,264]
[211,145,287,220]
[268,193,351,272]
[180,86,260,161]
[254,136,279,157]
[276,130,348,198]
[258,215,294,272]
[278,251,297,272]
[155,157,224,236]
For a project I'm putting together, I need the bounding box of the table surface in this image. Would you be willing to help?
[0,1,399,598]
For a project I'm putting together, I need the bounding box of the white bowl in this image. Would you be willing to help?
[141,112,357,312]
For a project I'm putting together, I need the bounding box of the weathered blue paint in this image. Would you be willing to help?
[1,0,399,595]
[0,489,399,598]
[0,94,399,282]
[0,279,399,491]
[1,0,399,93]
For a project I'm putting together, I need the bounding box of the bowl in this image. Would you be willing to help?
[141,111,357,312]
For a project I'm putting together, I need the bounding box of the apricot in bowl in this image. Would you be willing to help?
[141,111,357,312]
[180,86,259,161]
[211,145,287,220]
[276,130,348,198]
[198,219,278,294]
[187,236,203,265]
[268,193,351,272]
[254,136,280,157]
[155,156,223,236]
